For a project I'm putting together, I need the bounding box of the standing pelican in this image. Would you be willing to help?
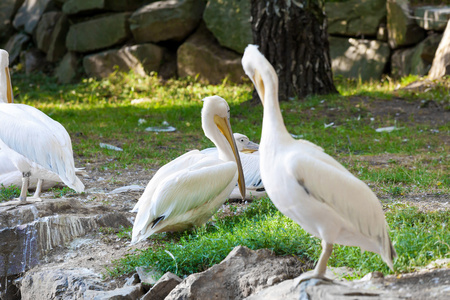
[131,96,245,243]
[0,49,84,205]
[242,45,396,281]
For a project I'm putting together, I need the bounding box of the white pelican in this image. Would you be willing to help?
[242,45,396,281]
[0,49,84,205]
[131,96,245,243]
[200,133,266,200]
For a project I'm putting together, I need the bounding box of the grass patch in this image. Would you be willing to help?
[109,199,449,279]
[0,184,21,202]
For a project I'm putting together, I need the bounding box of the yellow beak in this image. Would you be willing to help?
[214,115,246,200]
[253,69,265,105]
[5,67,13,103]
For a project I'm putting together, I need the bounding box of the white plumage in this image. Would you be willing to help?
[131,96,245,243]
[242,44,396,280]
[0,49,84,205]
[201,133,265,200]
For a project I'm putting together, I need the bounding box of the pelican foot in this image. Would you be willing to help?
[293,271,333,287]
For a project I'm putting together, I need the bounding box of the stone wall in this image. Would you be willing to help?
[0,0,448,84]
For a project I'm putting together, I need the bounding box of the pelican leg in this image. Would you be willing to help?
[33,179,43,198]
[18,172,30,202]
[294,240,334,285]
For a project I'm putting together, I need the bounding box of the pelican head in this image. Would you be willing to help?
[234,133,259,153]
[241,44,278,106]
[0,49,13,103]
[202,96,246,199]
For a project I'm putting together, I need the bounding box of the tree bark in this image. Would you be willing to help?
[428,20,450,80]
[250,0,338,101]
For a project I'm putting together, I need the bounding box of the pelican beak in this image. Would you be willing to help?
[214,115,246,200]
[5,67,13,103]
[241,140,259,154]
[253,69,265,105]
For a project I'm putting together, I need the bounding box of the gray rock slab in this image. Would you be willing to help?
[4,32,30,64]
[66,12,131,53]
[84,284,144,299]
[83,47,143,78]
[12,0,53,34]
[46,13,69,62]
[391,33,442,78]
[329,36,390,81]
[415,6,450,31]
[387,0,426,49]
[177,25,245,84]
[20,266,109,300]
[142,272,182,300]
[165,245,308,300]
[35,11,62,53]
[125,43,165,74]
[63,0,150,15]
[326,0,386,37]
[429,20,450,79]
[203,0,252,53]
[0,0,24,39]
[24,48,47,74]
[129,0,205,43]
[54,52,79,83]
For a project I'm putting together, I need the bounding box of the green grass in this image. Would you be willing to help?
[4,70,450,280]
[0,184,21,202]
[108,198,449,279]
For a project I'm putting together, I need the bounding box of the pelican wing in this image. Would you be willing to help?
[0,104,83,192]
[286,150,389,249]
[132,156,237,242]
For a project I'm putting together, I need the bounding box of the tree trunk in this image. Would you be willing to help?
[428,20,450,80]
[250,0,338,101]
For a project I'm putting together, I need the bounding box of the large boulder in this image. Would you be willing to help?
[203,0,252,54]
[4,32,30,64]
[46,13,69,62]
[0,0,24,41]
[326,0,386,37]
[387,0,426,49]
[415,6,450,31]
[129,0,205,43]
[391,33,442,78]
[62,0,152,15]
[12,0,54,34]
[177,25,245,84]
[55,52,79,83]
[329,36,390,81]
[66,12,131,53]
[165,246,306,300]
[82,43,165,78]
[35,11,62,53]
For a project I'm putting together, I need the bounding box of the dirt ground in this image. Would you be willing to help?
[19,95,450,296]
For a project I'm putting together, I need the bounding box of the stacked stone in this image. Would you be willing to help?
[0,0,448,84]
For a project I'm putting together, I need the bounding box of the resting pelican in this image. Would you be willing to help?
[200,132,265,200]
[131,96,245,243]
[242,45,396,281]
[0,49,84,205]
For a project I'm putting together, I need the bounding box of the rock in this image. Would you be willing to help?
[20,266,109,300]
[129,0,205,43]
[329,36,390,81]
[429,20,450,79]
[62,0,151,15]
[415,6,450,31]
[124,273,140,286]
[0,199,132,278]
[84,284,144,299]
[35,11,62,53]
[391,33,442,78]
[12,0,54,34]
[326,0,386,37]
[142,272,182,300]
[24,48,48,74]
[66,12,131,53]
[125,43,165,75]
[82,46,147,79]
[203,0,252,53]
[177,24,246,84]
[46,12,69,62]
[0,0,24,41]
[55,52,79,83]
[165,245,307,300]
[387,0,426,49]
[4,32,30,64]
